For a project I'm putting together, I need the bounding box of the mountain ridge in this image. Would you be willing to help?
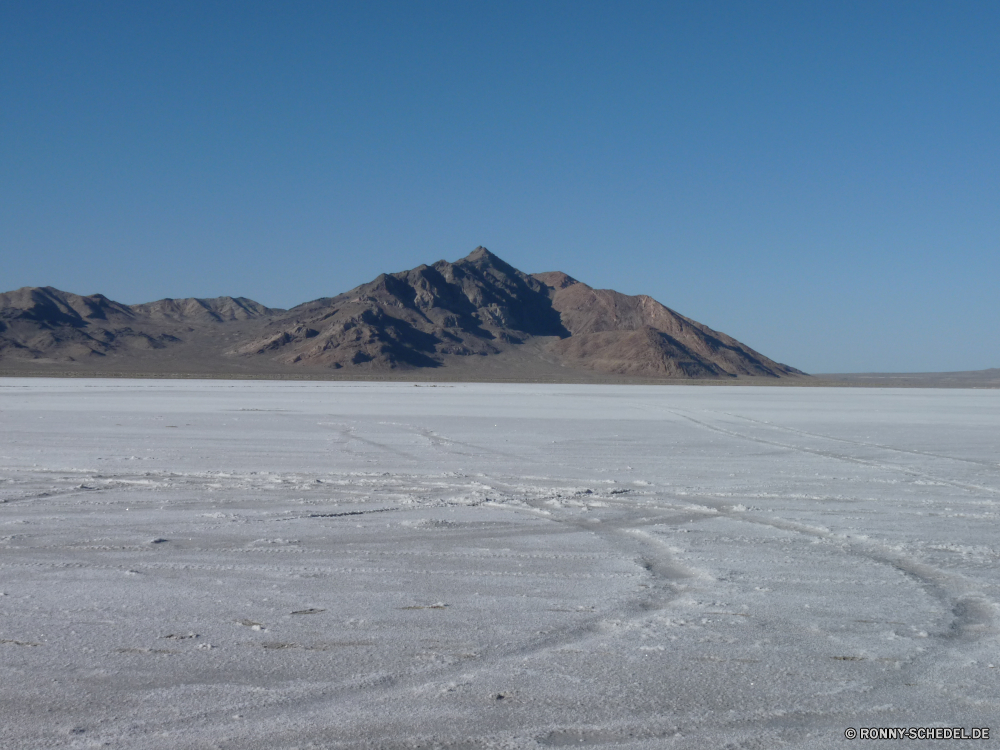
[0,247,805,380]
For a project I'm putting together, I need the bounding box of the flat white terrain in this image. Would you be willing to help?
[1,379,998,749]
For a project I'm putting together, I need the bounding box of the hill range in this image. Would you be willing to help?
[0,247,805,382]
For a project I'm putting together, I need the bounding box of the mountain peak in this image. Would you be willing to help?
[452,246,525,281]
[466,246,495,261]
[459,246,515,270]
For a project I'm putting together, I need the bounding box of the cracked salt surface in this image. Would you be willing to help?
[1,379,998,748]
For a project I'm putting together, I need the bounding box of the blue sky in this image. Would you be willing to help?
[2,1,997,373]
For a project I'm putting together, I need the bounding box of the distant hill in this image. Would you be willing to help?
[533,271,796,378]
[0,286,282,363]
[817,369,1000,388]
[129,296,278,322]
[0,248,804,381]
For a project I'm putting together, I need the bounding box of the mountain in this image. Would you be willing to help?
[0,248,804,381]
[231,247,568,369]
[0,286,150,360]
[0,286,283,365]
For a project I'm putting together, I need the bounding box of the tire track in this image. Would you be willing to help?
[721,411,1000,470]
[715,508,996,644]
[414,427,526,462]
[661,407,1000,498]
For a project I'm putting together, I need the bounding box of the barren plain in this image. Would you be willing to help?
[1,379,998,748]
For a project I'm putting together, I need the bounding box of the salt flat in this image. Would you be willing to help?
[1,379,998,749]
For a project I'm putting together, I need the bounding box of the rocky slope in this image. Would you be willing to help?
[533,271,798,378]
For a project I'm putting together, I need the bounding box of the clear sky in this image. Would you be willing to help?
[2,1,997,373]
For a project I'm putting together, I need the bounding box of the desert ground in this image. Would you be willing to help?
[1,379,998,748]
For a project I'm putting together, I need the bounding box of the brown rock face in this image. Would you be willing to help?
[532,272,802,378]
[0,248,805,379]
